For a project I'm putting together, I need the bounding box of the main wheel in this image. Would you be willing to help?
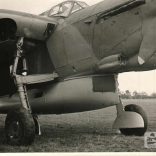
[120,104,148,136]
[5,108,35,145]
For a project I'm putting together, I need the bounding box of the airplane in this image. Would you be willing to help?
[0,0,154,145]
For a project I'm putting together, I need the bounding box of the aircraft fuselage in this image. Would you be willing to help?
[47,0,156,78]
[0,0,155,114]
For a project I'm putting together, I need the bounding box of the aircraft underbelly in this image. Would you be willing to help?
[33,76,119,114]
[0,75,120,114]
[28,75,118,114]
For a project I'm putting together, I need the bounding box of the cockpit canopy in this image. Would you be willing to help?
[41,1,88,17]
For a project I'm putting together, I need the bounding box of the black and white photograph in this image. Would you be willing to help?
[0,0,155,153]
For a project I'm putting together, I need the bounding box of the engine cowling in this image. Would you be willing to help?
[0,9,57,41]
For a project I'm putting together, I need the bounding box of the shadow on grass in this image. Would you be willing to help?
[37,123,119,144]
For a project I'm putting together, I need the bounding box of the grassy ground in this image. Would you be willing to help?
[0,99,156,152]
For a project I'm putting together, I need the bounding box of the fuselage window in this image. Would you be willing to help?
[49,6,60,16]
[71,3,82,14]
[49,2,73,17]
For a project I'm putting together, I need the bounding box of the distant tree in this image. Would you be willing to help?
[119,91,127,99]
[126,90,131,97]
[125,90,132,99]
[150,92,156,98]
[132,91,148,99]
[119,90,154,99]
[140,92,148,99]
[132,91,138,99]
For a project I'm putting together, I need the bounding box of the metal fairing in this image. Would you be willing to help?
[47,22,97,77]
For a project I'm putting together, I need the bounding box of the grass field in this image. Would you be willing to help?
[0,99,156,152]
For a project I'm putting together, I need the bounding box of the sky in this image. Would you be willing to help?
[0,0,102,14]
[0,0,156,95]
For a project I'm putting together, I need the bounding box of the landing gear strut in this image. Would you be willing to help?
[5,37,35,145]
[5,37,57,145]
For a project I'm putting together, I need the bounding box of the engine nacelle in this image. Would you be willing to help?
[0,10,57,41]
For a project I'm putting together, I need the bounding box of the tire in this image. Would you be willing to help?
[120,104,148,136]
[5,108,35,145]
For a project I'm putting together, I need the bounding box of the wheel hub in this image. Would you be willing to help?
[8,121,22,140]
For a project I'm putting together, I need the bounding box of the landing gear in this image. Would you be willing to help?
[113,75,148,136]
[5,37,36,145]
[120,104,148,136]
[4,37,57,145]
[113,101,148,136]
[5,108,35,145]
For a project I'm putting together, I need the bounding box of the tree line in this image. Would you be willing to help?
[119,90,156,99]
